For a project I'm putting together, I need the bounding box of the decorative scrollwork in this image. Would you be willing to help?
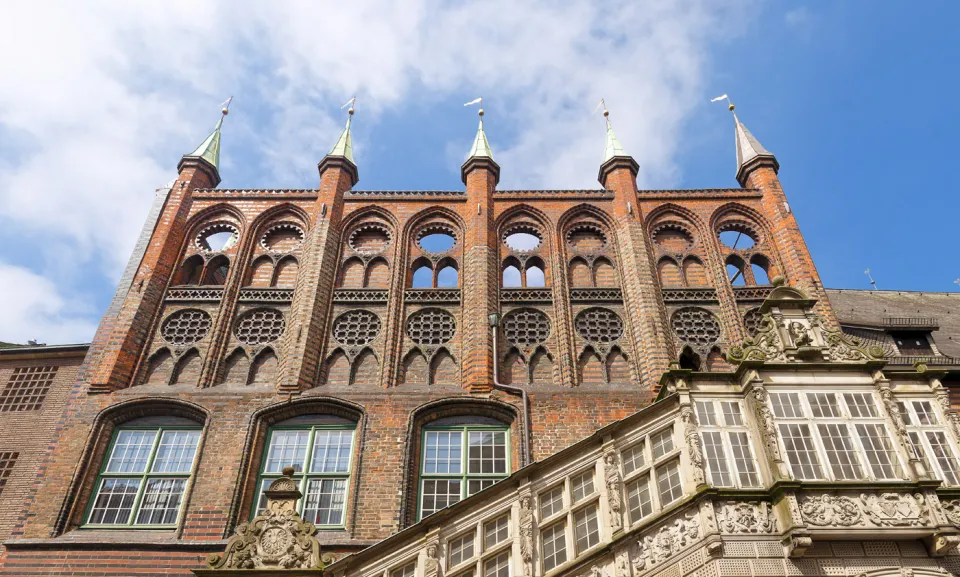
[716,501,777,533]
[633,513,700,570]
[799,494,862,526]
[819,316,885,361]
[727,313,785,362]
[860,492,929,527]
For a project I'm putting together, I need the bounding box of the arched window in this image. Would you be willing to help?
[502,265,521,287]
[436,261,459,288]
[178,255,204,286]
[726,256,746,287]
[203,255,230,286]
[419,416,509,519]
[85,418,202,527]
[255,415,357,527]
[412,265,433,288]
[750,254,772,285]
[525,265,545,287]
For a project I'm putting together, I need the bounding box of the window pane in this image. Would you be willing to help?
[855,424,900,479]
[135,478,186,525]
[574,505,600,554]
[728,432,760,487]
[770,393,803,418]
[843,393,878,418]
[926,431,960,485]
[421,479,462,517]
[265,430,310,473]
[392,563,416,577]
[621,443,645,475]
[484,514,510,549]
[424,431,463,475]
[626,476,652,522]
[695,401,717,426]
[88,478,141,524]
[656,460,683,505]
[468,430,507,475]
[817,424,862,480]
[808,393,840,418]
[152,430,201,473]
[702,431,732,487]
[468,478,498,495]
[255,478,272,515]
[484,551,510,577]
[908,432,932,473]
[303,478,348,525]
[898,402,914,426]
[913,402,937,425]
[541,522,567,572]
[571,470,595,503]
[721,402,743,426]
[310,430,354,473]
[779,424,822,480]
[539,485,564,519]
[651,428,674,460]
[449,531,476,567]
[105,430,157,473]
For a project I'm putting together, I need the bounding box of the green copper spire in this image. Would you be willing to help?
[186,114,224,170]
[329,108,355,162]
[602,112,627,163]
[467,113,494,160]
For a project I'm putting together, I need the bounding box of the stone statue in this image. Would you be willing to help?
[680,407,705,485]
[788,321,813,347]
[604,452,624,531]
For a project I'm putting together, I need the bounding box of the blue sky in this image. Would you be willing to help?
[0,1,957,344]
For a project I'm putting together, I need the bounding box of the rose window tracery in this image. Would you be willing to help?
[332,310,382,347]
[161,309,212,346]
[671,307,721,348]
[502,308,551,348]
[743,308,763,337]
[574,307,624,344]
[235,308,286,345]
[406,309,457,346]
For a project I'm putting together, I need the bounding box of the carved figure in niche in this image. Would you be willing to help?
[614,548,630,577]
[519,496,534,576]
[751,387,783,462]
[680,407,705,485]
[799,494,862,527]
[788,321,813,347]
[425,544,440,577]
[604,452,624,531]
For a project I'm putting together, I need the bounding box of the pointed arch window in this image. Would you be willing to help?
[255,420,356,527]
[85,425,201,527]
[419,422,510,519]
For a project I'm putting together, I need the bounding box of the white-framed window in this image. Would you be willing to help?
[900,400,960,485]
[573,504,600,554]
[541,521,567,572]
[449,530,476,568]
[570,469,595,504]
[651,427,675,460]
[694,399,760,488]
[483,551,510,577]
[484,514,510,550]
[768,391,903,481]
[444,510,513,577]
[536,462,607,573]
[392,562,417,577]
[619,425,685,527]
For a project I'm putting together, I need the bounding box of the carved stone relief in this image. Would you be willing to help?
[799,494,862,526]
[633,513,699,571]
[799,492,930,528]
[716,501,777,534]
[604,451,624,532]
[679,406,705,485]
[519,495,534,577]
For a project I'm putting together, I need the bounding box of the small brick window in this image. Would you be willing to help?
[892,331,933,356]
[0,451,19,496]
[0,366,57,412]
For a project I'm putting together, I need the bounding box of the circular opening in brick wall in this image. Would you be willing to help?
[406,308,457,346]
[743,308,763,337]
[332,310,382,347]
[161,309,212,346]
[235,308,286,345]
[416,225,457,253]
[671,307,721,348]
[717,223,757,250]
[503,225,541,252]
[196,223,239,252]
[349,223,392,254]
[574,307,623,344]
[502,308,551,348]
[260,224,304,253]
[566,224,607,252]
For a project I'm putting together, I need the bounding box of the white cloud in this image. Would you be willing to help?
[0,0,754,343]
[0,263,98,344]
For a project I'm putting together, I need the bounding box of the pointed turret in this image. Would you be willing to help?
[461,107,500,184]
[734,112,779,186]
[318,105,359,187]
[597,107,638,188]
[178,102,230,187]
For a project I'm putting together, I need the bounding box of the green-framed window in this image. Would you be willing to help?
[255,426,355,527]
[419,425,510,520]
[85,426,202,527]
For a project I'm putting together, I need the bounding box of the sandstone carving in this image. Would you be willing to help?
[634,513,699,570]
[716,501,777,533]
[799,494,862,527]
[604,451,624,531]
[860,492,928,527]
[680,407,705,485]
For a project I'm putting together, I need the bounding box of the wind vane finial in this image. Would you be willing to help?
[341,96,357,116]
[220,96,233,117]
[593,98,609,118]
[464,97,483,117]
[711,94,735,111]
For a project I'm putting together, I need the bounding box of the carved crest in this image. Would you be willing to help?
[799,494,862,526]
[205,467,322,570]
[716,501,777,534]
[860,493,929,527]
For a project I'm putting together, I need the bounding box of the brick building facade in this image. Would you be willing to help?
[1,106,959,576]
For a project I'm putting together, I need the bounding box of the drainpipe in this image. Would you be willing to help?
[489,313,531,467]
